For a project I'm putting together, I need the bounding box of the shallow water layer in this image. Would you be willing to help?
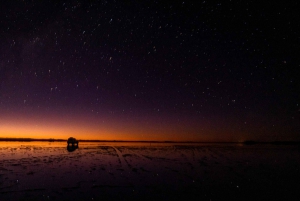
[0,142,299,200]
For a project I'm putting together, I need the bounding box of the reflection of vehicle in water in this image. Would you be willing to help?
[67,145,78,152]
[67,137,79,152]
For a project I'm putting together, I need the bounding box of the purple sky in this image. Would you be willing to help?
[0,1,299,141]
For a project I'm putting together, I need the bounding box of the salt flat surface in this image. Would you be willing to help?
[0,142,299,200]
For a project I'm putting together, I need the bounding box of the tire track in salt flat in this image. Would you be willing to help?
[111,146,130,172]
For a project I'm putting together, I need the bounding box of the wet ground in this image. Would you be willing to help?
[0,142,299,200]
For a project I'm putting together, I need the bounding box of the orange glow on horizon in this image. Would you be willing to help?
[0,112,239,142]
[0,123,233,142]
[0,120,217,141]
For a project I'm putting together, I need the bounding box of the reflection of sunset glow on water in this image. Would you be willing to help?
[0,142,299,200]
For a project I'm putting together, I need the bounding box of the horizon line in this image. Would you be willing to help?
[0,138,300,144]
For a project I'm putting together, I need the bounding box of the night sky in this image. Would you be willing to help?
[0,1,299,141]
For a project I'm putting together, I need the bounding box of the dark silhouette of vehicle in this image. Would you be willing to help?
[67,137,79,146]
[67,137,79,152]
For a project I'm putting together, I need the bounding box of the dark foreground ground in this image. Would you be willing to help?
[0,142,299,200]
